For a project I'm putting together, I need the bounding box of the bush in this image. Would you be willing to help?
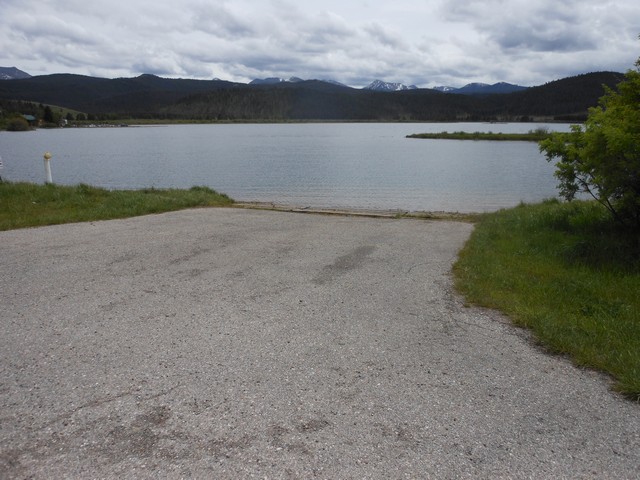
[6,117,30,131]
[540,58,640,229]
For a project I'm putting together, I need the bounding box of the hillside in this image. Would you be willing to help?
[0,74,243,115]
[0,71,624,121]
[482,72,626,120]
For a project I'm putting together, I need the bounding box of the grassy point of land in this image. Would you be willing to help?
[0,182,233,231]
[454,199,640,399]
[407,128,552,142]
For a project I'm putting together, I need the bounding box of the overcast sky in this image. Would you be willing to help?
[1,0,638,88]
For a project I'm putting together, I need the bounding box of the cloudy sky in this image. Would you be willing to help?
[1,0,638,88]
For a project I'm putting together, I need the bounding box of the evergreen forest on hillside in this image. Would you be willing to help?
[0,71,625,123]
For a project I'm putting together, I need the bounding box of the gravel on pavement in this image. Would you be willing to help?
[1,208,638,479]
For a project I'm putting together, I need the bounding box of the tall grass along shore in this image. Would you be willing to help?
[0,182,233,231]
[454,199,639,399]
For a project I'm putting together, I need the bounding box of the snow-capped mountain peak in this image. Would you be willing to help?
[0,66,31,80]
[364,80,418,91]
[432,86,456,92]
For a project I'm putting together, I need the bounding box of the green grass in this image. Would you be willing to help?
[0,182,233,231]
[454,199,640,399]
[407,128,552,142]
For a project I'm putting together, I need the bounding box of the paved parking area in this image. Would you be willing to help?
[1,208,638,478]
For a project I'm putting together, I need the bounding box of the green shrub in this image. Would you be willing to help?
[6,117,30,131]
[540,57,640,229]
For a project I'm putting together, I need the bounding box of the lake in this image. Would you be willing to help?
[0,122,572,212]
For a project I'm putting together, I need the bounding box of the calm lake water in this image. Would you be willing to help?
[0,122,572,212]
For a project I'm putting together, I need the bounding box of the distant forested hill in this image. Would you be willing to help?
[0,74,242,116]
[0,71,624,121]
[481,72,626,121]
[161,81,481,121]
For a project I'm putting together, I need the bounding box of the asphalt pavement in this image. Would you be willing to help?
[1,208,638,479]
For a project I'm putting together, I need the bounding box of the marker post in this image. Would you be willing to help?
[43,152,53,184]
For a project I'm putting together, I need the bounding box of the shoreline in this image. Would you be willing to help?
[232,201,480,221]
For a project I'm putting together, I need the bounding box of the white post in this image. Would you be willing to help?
[43,152,53,184]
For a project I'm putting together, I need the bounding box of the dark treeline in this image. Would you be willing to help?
[0,71,625,122]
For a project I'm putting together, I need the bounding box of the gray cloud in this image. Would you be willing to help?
[190,4,256,38]
[363,23,408,49]
[0,0,638,88]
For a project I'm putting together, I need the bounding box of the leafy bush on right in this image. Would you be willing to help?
[540,57,640,229]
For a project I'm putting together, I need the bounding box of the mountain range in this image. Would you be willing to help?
[0,67,539,96]
[247,77,527,94]
[0,68,625,122]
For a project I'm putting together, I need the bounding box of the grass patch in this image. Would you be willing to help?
[0,182,233,231]
[453,199,640,399]
[407,128,552,142]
